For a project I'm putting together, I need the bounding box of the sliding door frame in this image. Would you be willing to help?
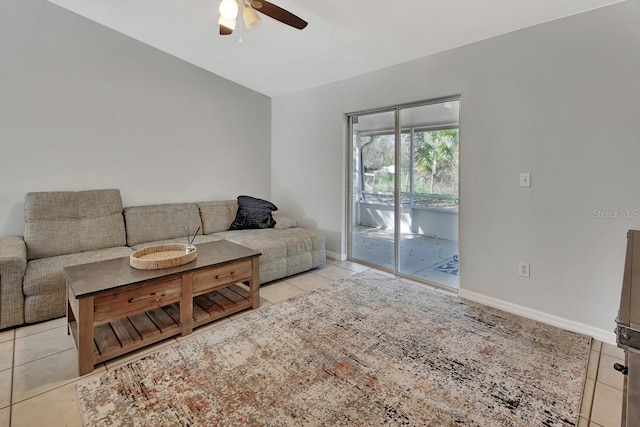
[346,95,461,286]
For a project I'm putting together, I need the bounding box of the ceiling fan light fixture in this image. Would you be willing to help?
[216,0,308,37]
[218,15,236,31]
[242,5,261,29]
[219,0,239,20]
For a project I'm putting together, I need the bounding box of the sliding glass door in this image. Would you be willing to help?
[348,99,460,289]
[349,110,396,270]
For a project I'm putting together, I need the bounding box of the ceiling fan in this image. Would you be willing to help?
[218,0,308,36]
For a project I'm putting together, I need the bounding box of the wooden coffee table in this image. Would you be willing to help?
[65,240,261,375]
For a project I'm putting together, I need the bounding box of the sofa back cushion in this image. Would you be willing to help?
[196,201,238,234]
[124,203,202,247]
[24,189,126,260]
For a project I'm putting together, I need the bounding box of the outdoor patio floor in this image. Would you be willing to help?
[351,226,459,289]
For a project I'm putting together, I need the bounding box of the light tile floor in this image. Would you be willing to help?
[580,340,626,427]
[0,260,624,426]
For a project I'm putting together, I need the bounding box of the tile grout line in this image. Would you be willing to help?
[590,345,627,427]
[9,329,15,427]
[13,321,66,340]
[284,269,359,293]
[12,345,75,369]
[586,345,603,425]
[12,324,74,369]
[9,371,95,407]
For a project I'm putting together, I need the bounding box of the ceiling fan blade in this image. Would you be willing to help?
[220,25,233,35]
[251,0,307,30]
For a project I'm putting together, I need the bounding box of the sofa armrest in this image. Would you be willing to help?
[0,236,27,328]
[273,213,297,229]
[0,235,27,260]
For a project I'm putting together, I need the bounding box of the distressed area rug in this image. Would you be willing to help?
[76,272,589,426]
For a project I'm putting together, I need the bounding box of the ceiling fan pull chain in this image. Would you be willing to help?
[236,17,244,43]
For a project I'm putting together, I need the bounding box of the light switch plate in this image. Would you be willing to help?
[520,173,531,187]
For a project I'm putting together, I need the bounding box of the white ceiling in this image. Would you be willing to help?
[47,0,624,97]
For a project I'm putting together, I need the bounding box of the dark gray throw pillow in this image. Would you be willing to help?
[230,195,278,230]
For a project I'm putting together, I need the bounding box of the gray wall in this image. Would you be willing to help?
[271,0,640,338]
[0,0,271,235]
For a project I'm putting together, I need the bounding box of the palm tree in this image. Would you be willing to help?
[414,129,459,194]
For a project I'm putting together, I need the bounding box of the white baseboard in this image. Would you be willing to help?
[326,251,346,261]
[458,289,617,345]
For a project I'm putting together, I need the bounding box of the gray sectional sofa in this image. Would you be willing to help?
[0,189,325,329]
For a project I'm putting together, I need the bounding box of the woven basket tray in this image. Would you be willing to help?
[130,244,197,270]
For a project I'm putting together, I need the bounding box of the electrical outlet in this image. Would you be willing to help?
[519,262,530,278]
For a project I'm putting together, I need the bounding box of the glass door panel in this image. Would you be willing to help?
[349,110,396,270]
[398,101,459,288]
[348,99,459,289]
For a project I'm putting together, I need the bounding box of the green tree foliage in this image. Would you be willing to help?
[414,129,459,194]
[358,129,459,206]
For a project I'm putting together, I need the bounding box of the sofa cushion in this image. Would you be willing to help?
[216,230,287,283]
[24,189,126,260]
[23,246,133,323]
[272,213,297,230]
[124,203,202,247]
[230,196,277,230]
[215,228,324,283]
[196,201,238,234]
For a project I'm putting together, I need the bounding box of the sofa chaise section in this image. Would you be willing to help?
[197,201,326,283]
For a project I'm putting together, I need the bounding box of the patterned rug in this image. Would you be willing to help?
[435,255,459,275]
[76,271,589,426]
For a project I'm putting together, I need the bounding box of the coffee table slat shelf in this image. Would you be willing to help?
[66,240,261,375]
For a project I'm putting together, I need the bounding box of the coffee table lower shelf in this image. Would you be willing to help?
[66,241,261,375]
[69,283,254,367]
